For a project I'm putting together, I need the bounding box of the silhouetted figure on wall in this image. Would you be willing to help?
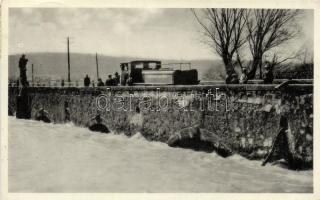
[114,72,120,85]
[61,79,65,87]
[19,54,28,87]
[239,68,248,84]
[120,64,129,86]
[263,63,274,84]
[84,74,90,87]
[126,76,133,86]
[97,78,104,87]
[105,75,114,86]
[16,55,30,119]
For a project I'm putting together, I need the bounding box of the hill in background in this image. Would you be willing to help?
[9,52,313,83]
[9,52,224,82]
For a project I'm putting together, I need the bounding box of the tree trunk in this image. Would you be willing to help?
[223,56,236,77]
[259,62,262,79]
[247,55,262,80]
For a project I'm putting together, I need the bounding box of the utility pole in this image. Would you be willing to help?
[96,52,99,80]
[67,37,71,83]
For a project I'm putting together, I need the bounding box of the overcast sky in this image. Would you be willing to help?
[9,8,313,60]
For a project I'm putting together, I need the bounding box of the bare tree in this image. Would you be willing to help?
[243,9,300,79]
[192,9,249,77]
[268,53,301,69]
[295,43,314,65]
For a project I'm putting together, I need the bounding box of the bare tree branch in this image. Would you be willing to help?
[191,8,249,77]
[246,9,300,79]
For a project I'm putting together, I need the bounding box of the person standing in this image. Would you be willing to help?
[84,74,91,87]
[105,75,113,86]
[239,67,248,84]
[120,64,129,86]
[97,78,104,87]
[114,72,120,85]
[263,63,274,84]
[18,54,28,87]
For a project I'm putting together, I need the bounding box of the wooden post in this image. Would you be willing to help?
[67,37,71,83]
[96,53,99,79]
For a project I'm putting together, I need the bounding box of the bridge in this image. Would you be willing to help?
[8,82,313,168]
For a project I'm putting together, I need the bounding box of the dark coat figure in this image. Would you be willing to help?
[84,74,90,87]
[239,68,248,84]
[61,79,65,87]
[120,65,129,86]
[18,54,28,87]
[105,75,114,86]
[114,72,120,85]
[263,63,274,84]
[97,78,104,87]
[126,76,133,86]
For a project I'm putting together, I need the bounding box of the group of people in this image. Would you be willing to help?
[226,62,274,84]
[83,64,134,87]
[84,72,121,87]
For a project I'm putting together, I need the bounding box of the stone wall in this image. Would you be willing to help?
[8,84,313,165]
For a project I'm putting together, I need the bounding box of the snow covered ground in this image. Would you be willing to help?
[8,117,312,193]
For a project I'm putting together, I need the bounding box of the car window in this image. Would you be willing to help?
[149,63,157,69]
[135,63,143,69]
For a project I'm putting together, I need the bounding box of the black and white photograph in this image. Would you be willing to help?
[1,0,317,197]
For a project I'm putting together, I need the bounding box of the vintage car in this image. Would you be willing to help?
[120,60,199,85]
